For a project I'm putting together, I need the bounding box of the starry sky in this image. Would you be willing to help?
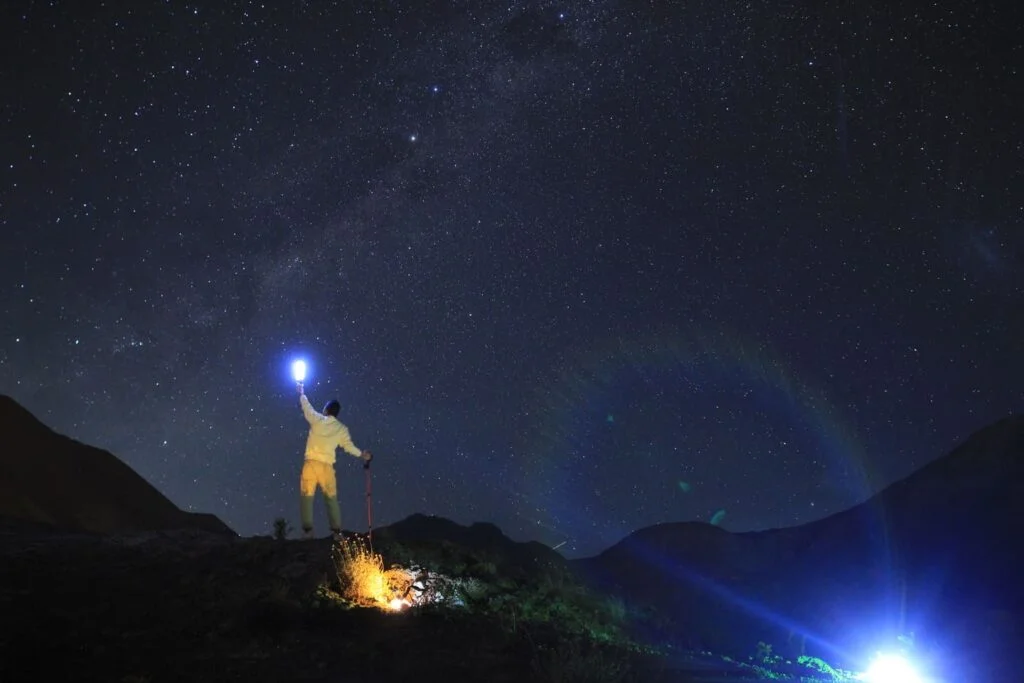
[1,0,1021,557]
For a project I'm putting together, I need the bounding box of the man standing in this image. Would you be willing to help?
[296,382,371,539]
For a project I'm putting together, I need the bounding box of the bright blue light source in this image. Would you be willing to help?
[863,653,922,683]
[291,359,307,383]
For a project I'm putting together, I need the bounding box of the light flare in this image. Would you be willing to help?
[862,653,923,683]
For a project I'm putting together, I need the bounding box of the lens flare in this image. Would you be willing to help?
[863,653,922,683]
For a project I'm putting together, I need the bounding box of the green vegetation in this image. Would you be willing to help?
[718,642,861,682]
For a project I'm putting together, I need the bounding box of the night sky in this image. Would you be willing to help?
[2,1,1021,557]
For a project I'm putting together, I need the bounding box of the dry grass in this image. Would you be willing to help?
[333,535,414,610]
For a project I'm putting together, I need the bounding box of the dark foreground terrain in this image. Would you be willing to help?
[0,517,851,683]
[0,522,540,683]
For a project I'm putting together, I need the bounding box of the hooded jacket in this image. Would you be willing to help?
[300,394,363,465]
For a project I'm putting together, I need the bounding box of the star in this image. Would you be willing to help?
[0,0,1018,559]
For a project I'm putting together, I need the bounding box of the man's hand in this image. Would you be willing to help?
[297,382,304,395]
[361,450,373,462]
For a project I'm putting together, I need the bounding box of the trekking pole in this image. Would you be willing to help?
[363,454,374,551]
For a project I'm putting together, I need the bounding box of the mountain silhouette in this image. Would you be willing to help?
[373,512,568,579]
[0,394,234,536]
[573,413,1024,679]
[2,392,1021,680]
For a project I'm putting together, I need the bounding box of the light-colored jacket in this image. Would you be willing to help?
[300,394,362,465]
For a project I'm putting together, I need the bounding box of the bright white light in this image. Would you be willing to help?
[863,653,922,683]
[291,359,307,383]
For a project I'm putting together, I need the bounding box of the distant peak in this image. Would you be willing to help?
[1,394,28,409]
[0,395,48,427]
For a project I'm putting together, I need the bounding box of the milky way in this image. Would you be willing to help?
[2,0,1021,556]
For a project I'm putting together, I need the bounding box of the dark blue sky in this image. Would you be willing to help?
[1,0,1021,556]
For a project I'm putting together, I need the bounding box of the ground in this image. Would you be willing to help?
[0,519,857,683]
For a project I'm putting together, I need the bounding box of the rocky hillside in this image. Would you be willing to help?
[0,395,234,536]
[573,414,1024,681]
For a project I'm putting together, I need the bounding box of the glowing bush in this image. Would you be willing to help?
[333,535,413,610]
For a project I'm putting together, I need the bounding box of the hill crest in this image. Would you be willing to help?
[0,394,234,536]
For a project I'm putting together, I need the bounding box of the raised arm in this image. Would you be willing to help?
[299,392,321,425]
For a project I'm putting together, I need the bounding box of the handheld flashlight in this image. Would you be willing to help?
[292,359,307,384]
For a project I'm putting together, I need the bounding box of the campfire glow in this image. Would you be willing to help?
[334,536,417,611]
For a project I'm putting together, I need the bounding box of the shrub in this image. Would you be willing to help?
[272,517,292,540]
[333,535,413,609]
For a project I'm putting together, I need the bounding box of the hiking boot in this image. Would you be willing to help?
[301,528,315,541]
